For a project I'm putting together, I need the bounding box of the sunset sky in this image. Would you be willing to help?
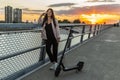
[0,0,120,24]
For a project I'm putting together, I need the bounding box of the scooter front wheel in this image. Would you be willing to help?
[77,61,84,71]
[55,65,61,77]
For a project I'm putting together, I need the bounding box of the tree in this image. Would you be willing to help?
[0,20,5,23]
[58,20,62,23]
[82,21,86,24]
[73,19,81,23]
[62,19,71,23]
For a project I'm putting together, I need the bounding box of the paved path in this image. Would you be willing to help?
[21,27,120,80]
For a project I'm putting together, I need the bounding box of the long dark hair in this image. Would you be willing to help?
[42,8,56,28]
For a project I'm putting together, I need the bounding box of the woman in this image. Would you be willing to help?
[38,8,60,70]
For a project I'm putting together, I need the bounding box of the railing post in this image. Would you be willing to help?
[99,24,101,33]
[88,25,92,39]
[39,39,46,62]
[93,25,96,36]
[80,25,85,43]
[96,24,99,35]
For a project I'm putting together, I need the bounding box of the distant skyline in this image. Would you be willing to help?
[0,0,120,24]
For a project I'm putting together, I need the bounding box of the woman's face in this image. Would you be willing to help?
[47,9,52,17]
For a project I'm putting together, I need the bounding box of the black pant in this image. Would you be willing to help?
[45,39,58,62]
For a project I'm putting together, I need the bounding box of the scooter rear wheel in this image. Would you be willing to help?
[77,61,84,71]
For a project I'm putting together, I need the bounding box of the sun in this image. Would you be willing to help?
[81,14,99,24]
[88,14,97,24]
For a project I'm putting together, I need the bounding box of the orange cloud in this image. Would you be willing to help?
[55,4,120,24]
[1,4,120,24]
[22,13,120,24]
[56,4,120,15]
[80,14,120,24]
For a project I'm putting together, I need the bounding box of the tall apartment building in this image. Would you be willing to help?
[13,8,22,23]
[5,6,22,23]
[5,6,13,23]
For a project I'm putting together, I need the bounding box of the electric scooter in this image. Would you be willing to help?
[55,27,84,77]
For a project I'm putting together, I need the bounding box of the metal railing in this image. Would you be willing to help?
[0,23,113,80]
